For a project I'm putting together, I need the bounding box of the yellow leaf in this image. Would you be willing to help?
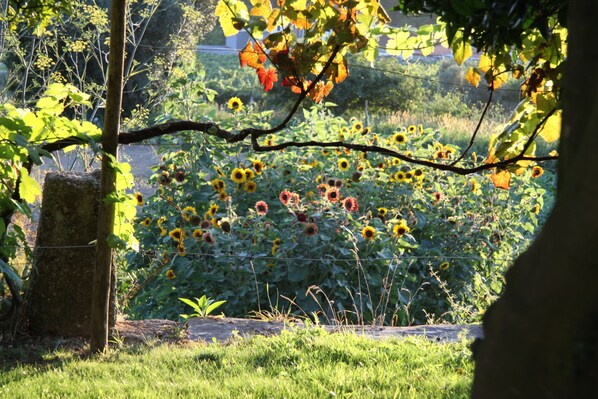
[513,160,531,176]
[215,0,248,37]
[539,110,562,143]
[478,54,492,73]
[250,0,272,18]
[465,67,480,87]
[491,170,511,190]
[451,30,472,66]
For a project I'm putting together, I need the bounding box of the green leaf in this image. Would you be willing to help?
[0,258,22,291]
[18,167,40,204]
[206,300,227,316]
[179,297,200,311]
[451,30,472,66]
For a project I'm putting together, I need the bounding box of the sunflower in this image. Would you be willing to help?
[220,220,231,233]
[362,226,376,240]
[192,229,203,239]
[218,191,229,201]
[159,171,172,185]
[208,203,219,217]
[342,197,359,212]
[255,200,268,216]
[211,217,221,228]
[202,232,215,245]
[338,158,350,171]
[141,217,151,227]
[279,190,292,205]
[189,215,201,226]
[407,125,416,134]
[414,169,424,180]
[393,222,410,237]
[304,222,318,236]
[169,228,184,242]
[296,212,308,223]
[182,206,196,221]
[392,132,407,145]
[215,166,225,177]
[352,121,363,133]
[338,133,346,141]
[177,244,186,257]
[531,166,544,178]
[377,207,388,217]
[392,158,401,166]
[135,192,144,206]
[231,168,246,183]
[362,126,371,135]
[439,261,450,271]
[211,178,226,192]
[321,149,330,156]
[395,171,406,182]
[227,96,243,112]
[200,220,211,230]
[165,269,176,280]
[405,171,414,181]
[317,183,328,196]
[253,160,265,174]
[325,186,340,202]
[244,168,255,180]
[245,180,257,193]
[271,244,279,256]
[433,191,442,202]
[273,238,282,246]
[174,169,185,183]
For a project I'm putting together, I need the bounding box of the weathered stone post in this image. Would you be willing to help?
[28,171,116,336]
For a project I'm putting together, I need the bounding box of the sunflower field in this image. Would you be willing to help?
[121,97,552,326]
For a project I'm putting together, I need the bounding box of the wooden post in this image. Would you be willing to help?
[90,0,127,353]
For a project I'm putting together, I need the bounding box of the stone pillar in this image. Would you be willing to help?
[28,171,116,336]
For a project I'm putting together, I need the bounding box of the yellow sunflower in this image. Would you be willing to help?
[231,167,246,183]
[392,132,407,145]
[208,203,219,216]
[165,269,176,280]
[531,166,544,178]
[134,192,144,206]
[362,226,376,240]
[192,229,203,239]
[244,168,255,180]
[253,160,265,174]
[141,217,151,226]
[169,228,184,242]
[352,121,363,133]
[245,180,257,193]
[407,125,416,134]
[338,158,350,171]
[377,207,388,217]
[181,206,196,221]
[393,222,410,237]
[227,97,243,112]
[439,261,450,271]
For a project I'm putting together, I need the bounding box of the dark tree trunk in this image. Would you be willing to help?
[90,0,127,354]
[471,1,598,397]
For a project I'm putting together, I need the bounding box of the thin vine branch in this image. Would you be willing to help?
[451,83,494,166]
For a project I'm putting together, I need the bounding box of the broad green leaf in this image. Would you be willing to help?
[179,297,199,310]
[0,259,22,291]
[18,167,41,204]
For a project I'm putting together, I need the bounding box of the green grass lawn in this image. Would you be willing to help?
[0,328,473,398]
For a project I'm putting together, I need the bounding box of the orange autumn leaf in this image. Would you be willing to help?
[239,41,266,69]
[257,67,278,92]
[308,81,334,103]
[491,170,511,190]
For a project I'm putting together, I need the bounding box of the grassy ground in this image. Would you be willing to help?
[0,328,473,398]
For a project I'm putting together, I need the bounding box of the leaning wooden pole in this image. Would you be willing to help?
[90,0,127,353]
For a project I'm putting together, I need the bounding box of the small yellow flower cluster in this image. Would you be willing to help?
[67,40,88,53]
[34,55,54,70]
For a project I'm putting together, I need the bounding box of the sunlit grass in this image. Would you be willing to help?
[0,328,473,398]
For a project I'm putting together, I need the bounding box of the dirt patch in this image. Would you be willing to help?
[112,317,483,344]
